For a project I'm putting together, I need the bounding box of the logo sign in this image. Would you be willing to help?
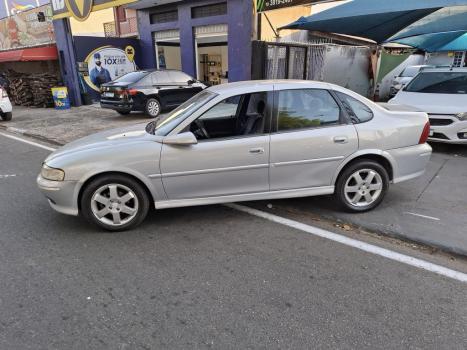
[64,0,92,21]
[52,0,137,21]
[256,0,323,12]
[84,46,137,91]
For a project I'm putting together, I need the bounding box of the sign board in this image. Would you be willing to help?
[51,0,137,21]
[256,0,322,12]
[0,4,54,52]
[83,45,136,91]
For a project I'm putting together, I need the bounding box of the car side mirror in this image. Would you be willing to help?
[163,132,198,146]
[187,79,196,85]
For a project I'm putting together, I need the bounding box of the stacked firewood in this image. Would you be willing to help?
[5,71,60,108]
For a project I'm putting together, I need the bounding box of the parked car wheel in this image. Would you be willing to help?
[1,112,12,121]
[80,174,150,231]
[145,98,161,118]
[117,110,131,115]
[335,160,389,212]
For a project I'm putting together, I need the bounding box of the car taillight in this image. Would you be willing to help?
[117,89,137,97]
[419,121,431,144]
[127,89,138,96]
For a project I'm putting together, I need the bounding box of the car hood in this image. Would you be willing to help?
[389,91,467,114]
[45,123,160,163]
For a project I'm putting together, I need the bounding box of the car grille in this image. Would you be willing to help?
[428,118,454,126]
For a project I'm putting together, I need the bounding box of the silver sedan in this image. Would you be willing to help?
[37,80,432,231]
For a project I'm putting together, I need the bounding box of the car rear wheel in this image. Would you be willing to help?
[145,98,161,118]
[1,112,12,121]
[335,160,389,212]
[81,175,150,231]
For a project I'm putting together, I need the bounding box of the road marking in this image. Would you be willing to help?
[404,212,440,221]
[0,174,17,179]
[0,132,56,152]
[4,132,466,283]
[226,204,467,283]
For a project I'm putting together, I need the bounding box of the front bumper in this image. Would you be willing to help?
[37,175,79,216]
[428,115,467,144]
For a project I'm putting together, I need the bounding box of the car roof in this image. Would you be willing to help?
[207,80,333,94]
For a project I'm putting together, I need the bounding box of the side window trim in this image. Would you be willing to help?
[271,88,345,134]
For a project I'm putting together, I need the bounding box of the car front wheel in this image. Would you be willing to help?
[81,175,150,231]
[145,98,161,118]
[335,160,389,212]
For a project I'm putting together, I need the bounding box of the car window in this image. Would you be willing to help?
[335,92,373,124]
[404,72,467,94]
[113,71,148,84]
[168,71,192,84]
[400,66,419,78]
[153,71,171,84]
[276,89,340,132]
[190,92,269,141]
[199,95,240,120]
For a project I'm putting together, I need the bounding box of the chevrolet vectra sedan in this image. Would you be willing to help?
[37,81,432,231]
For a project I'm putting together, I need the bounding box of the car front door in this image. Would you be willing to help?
[160,91,272,200]
[167,71,203,104]
[269,88,358,191]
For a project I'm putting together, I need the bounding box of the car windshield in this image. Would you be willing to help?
[399,66,420,77]
[404,71,467,94]
[113,71,149,84]
[146,90,217,136]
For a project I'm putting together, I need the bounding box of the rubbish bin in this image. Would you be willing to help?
[51,87,71,110]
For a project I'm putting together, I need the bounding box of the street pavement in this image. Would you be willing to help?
[1,130,466,349]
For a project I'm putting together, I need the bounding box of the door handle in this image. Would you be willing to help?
[249,147,264,154]
[333,136,348,144]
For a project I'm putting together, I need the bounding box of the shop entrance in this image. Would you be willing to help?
[154,30,182,70]
[195,25,228,85]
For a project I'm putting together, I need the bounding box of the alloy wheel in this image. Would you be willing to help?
[90,183,139,226]
[147,100,160,117]
[343,169,383,207]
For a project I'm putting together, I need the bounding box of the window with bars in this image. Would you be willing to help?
[191,3,227,18]
[150,10,178,24]
[452,51,465,67]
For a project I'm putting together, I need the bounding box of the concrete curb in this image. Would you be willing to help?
[0,124,65,146]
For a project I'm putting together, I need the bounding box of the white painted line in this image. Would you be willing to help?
[0,132,56,152]
[226,204,467,283]
[404,212,440,221]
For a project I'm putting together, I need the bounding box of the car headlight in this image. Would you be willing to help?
[41,164,65,181]
[455,112,467,121]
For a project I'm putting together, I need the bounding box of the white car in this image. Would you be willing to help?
[0,86,12,121]
[389,65,431,98]
[389,68,467,144]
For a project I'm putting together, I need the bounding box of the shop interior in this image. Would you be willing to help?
[195,30,228,85]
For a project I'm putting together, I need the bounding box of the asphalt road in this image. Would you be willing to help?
[0,135,466,350]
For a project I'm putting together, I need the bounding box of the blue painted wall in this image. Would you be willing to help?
[136,0,252,82]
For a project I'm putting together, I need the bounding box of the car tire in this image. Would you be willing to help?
[334,160,389,213]
[1,112,12,121]
[145,98,161,118]
[80,174,150,231]
[117,110,131,115]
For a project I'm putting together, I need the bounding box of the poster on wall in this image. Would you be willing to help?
[84,45,136,91]
[0,4,54,51]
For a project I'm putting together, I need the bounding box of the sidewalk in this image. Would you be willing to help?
[1,105,466,256]
[0,104,154,145]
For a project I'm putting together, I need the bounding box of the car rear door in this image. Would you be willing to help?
[269,87,358,191]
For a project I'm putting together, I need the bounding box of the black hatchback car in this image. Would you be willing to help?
[100,70,206,117]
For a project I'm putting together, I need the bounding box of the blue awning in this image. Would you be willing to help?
[281,0,467,43]
[387,31,467,52]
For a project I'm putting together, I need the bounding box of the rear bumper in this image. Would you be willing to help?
[387,143,432,184]
[100,99,134,112]
[0,98,12,113]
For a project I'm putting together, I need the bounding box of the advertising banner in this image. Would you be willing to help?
[84,45,136,91]
[0,4,54,51]
[51,0,137,21]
